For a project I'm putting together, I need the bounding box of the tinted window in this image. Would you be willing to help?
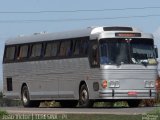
[81,38,89,55]
[74,40,81,55]
[5,46,16,60]
[73,38,88,56]
[45,42,60,57]
[59,41,71,57]
[17,45,29,59]
[31,43,42,57]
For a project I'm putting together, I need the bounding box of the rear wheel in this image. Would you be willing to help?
[21,86,40,107]
[59,100,78,108]
[79,84,94,108]
[127,100,141,107]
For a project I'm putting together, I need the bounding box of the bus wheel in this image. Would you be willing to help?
[21,86,40,107]
[127,100,141,107]
[59,100,78,108]
[79,84,94,108]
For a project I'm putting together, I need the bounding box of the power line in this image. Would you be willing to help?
[0,14,160,23]
[0,6,160,13]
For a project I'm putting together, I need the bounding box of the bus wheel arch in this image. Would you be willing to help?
[21,83,40,108]
[79,81,94,108]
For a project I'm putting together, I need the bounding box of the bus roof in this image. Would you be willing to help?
[5,26,153,45]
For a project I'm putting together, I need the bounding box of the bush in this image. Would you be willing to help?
[93,101,128,108]
[0,92,2,98]
[0,91,22,107]
[0,110,8,118]
[40,101,60,107]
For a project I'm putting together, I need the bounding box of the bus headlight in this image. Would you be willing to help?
[144,81,154,88]
[150,81,154,88]
[115,81,120,88]
[109,80,120,88]
[109,81,115,88]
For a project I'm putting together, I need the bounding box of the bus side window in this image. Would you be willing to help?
[73,40,80,56]
[65,40,71,56]
[52,42,60,57]
[81,39,89,56]
[44,42,52,57]
[17,45,29,60]
[31,43,42,58]
[73,38,89,56]
[4,46,16,61]
[59,41,66,57]
[45,41,60,57]
[90,40,99,67]
[59,40,71,57]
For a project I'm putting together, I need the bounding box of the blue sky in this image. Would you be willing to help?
[0,0,160,90]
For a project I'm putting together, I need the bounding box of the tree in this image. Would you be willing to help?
[0,92,2,99]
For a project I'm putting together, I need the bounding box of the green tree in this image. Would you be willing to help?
[0,92,2,99]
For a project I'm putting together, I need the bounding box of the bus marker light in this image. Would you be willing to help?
[102,80,107,88]
[128,91,137,96]
[156,80,160,90]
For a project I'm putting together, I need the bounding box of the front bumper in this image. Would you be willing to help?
[99,89,156,99]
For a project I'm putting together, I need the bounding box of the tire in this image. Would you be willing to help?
[59,100,78,108]
[127,100,141,108]
[79,84,94,108]
[21,86,40,107]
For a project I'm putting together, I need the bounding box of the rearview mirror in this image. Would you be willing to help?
[154,47,158,58]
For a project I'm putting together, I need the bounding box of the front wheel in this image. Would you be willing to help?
[21,86,40,107]
[79,84,94,108]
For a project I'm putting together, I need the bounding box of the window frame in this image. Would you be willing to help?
[3,36,90,63]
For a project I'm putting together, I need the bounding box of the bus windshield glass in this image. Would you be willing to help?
[99,38,156,65]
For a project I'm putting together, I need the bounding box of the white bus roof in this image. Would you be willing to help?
[5,26,153,45]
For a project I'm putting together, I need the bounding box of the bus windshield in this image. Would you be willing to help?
[99,38,156,65]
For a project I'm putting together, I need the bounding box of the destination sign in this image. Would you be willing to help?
[115,33,141,37]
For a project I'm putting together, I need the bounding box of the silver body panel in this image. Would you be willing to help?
[3,58,157,100]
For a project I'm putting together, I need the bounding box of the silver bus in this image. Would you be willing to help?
[3,26,159,108]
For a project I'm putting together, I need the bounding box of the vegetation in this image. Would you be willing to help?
[0,110,8,119]
[0,91,22,107]
[65,114,142,120]
[0,113,154,120]
[0,112,145,120]
[0,108,159,120]
[40,101,60,107]
[0,110,159,120]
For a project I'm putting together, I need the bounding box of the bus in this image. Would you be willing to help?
[3,26,160,108]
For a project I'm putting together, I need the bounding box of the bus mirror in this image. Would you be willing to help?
[154,47,158,58]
